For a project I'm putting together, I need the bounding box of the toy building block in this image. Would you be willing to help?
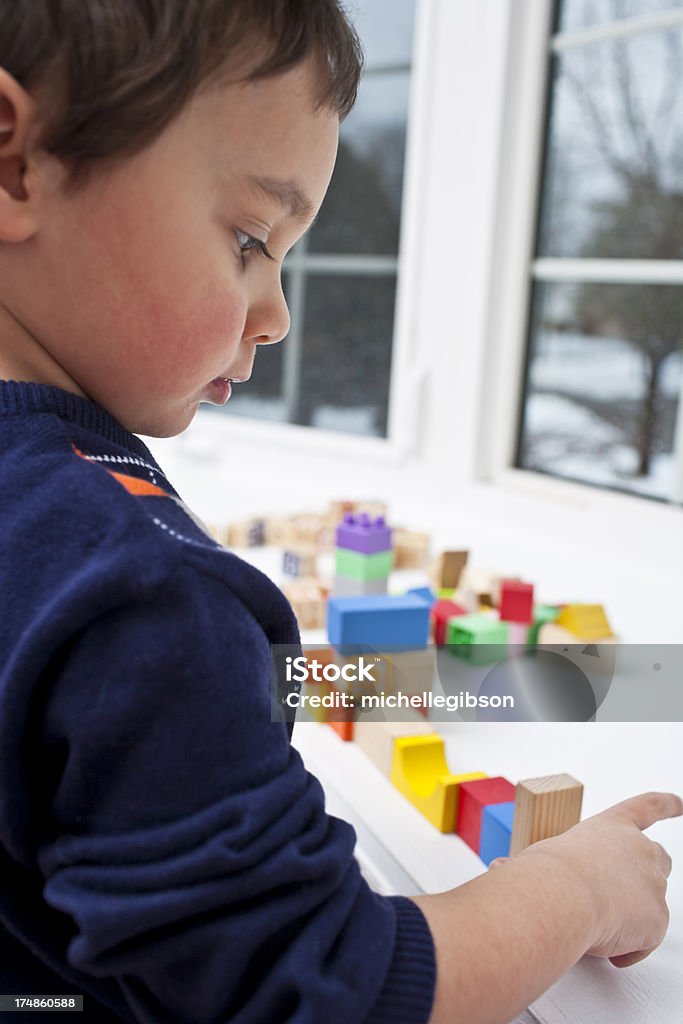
[526,604,560,647]
[479,802,515,865]
[327,594,431,652]
[510,774,583,856]
[499,579,534,624]
[328,720,354,742]
[335,547,393,581]
[431,550,469,590]
[283,544,318,578]
[353,719,432,778]
[458,566,498,610]
[336,513,392,555]
[281,578,327,630]
[205,522,229,546]
[446,614,509,664]
[327,500,388,525]
[391,735,487,832]
[537,622,618,650]
[431,598,466,646]
[226,517,266,548]
[407,586,436,606]
[456,776,516,853]
[332,575,388,598]
[383,646,437,710]
[555,604,614,641]
[392,528,431,569]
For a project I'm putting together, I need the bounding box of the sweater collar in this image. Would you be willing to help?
[0,379,153,457]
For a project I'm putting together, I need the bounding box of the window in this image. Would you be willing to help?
[517,0,683,503]
[221,0,417,438]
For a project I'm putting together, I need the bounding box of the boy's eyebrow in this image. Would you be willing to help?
[247,174,317,223]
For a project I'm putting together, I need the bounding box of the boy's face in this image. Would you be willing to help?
[0,58,339,436]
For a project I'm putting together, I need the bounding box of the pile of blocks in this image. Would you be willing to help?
[212,502,616,651]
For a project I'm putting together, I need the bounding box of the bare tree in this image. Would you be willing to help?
[563,7,683,475]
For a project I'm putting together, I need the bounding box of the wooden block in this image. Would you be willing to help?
[226,518,266,547]
[281,578,326,630]
[391,735,486,832]
[510,773,584,856]
[282,544,318,578]
[353,719,432,778]
[431,550,469,589]
[392,528,431,569]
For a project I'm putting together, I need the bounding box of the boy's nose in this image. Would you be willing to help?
[243,281,290,347]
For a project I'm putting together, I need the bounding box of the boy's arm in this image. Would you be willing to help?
[414,791,681,1024]
[32,555,436,1024]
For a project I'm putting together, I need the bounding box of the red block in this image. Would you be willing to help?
[456,777,516,852]
[329,720,354,741]
[431,599,466,646]
[499,580,534,624]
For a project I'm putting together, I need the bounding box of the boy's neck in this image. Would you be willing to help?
[0,301,87,398]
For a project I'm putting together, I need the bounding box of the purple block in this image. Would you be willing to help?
[335,512,392,555]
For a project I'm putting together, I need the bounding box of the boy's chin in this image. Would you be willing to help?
[123,400,200,440]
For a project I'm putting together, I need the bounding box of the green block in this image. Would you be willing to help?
[335,546,393,581]
[437,587,456,599]
[446,614,509,665]
[526,604,560,648]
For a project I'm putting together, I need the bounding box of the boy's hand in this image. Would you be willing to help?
[519,791,682,968]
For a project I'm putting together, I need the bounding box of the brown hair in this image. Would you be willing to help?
[0,0,363,190]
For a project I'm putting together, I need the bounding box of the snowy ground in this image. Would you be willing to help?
[521,331,682,500]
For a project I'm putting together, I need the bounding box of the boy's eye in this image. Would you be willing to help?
[234,229,275,264]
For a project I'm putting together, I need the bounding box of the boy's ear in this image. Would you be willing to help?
[0,68,40,242]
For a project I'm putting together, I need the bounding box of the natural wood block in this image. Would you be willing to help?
[393,528,431,569]
[431,550,469,589]
[353,719,432,778]
[510,773,584,856]
[281,578,327,630]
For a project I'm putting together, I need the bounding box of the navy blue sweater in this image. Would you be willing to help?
[0,381,436,1024]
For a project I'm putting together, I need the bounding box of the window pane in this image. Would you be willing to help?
[308,72,410,255]
[559,0,683,33]
[292,275,397,437]
[351,0,416,66]
[518,282,683,500]
[538,25,683,258]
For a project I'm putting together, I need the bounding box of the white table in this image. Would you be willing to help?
[292,721,683,1024]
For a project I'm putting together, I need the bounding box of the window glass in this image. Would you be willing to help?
[217,1,417,437]
[539,26,683,259]
[293,275,397,437]
[518,282,682,501]
[352,0,416,65]
[518,1,683,502]
[308,73,410,255]
[559,0,683,33]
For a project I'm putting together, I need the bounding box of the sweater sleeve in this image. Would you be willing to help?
[34,556,436,1024]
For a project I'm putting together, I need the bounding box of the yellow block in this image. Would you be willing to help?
[555,603,613,641]
[390,735,487,832]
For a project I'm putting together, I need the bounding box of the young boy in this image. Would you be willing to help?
[0,2,679,1022]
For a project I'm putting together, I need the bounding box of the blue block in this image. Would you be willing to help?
[407,586,436,606]
[479,801,515,866]
[327,594,430,652]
